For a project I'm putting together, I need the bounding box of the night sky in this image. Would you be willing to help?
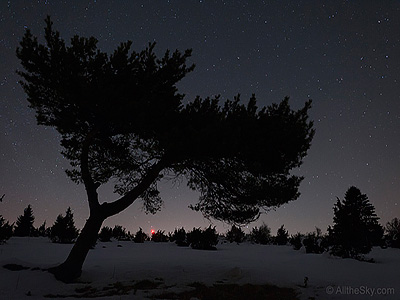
[1,1,399,236]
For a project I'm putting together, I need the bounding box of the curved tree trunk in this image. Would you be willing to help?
[48,214,105,283]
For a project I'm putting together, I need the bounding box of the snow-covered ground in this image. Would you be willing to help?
[0,237,399,299]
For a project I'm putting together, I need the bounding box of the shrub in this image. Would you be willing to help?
[250,223,271,245]
[385,217,400,248]
[290,232,304,250]
[151,230,169,242]
[112,225,131,241]
[0,216,13,243]
[274,225,289,245]
[133,228,149,243]
[49,207,79,243]
[226,225,245,244]
[98,226,113,242]
[303,228,326,254]
[170,227,188,246]
[187,226,218,250]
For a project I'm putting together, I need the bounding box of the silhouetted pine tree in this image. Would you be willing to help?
[226,225,245,244]
[98,226,113,242]
[170,227,188,246]
[151,230,169,242]
[250,223,271,245]
[303,227,326,254]
[187,226,218,250]
[112,225,131,241]
[385,217,400,248]
[50,207,79,243]
[274,225,289,245]
[14,204,35,237]
[0,215,13,243]
[37,221,48,237]
[133,228,149,243]
[328,186,384,259]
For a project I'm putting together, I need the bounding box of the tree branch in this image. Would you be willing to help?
[101,160,167,218]
[81,131,100,213]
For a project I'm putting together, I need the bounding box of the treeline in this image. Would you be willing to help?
[1,187,399,260]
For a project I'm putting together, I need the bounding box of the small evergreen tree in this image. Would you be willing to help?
[328,186,384,259]
[226,225,245,244]
[37,221,48,237]
[0,216,13,243]
[14,204,35,237]
[170,227,188,246]
[303,227,326,254]
[187,226,218,250]
[290,232,304,250]
[385,217,400,248]
[50,207,79,243]
[98,226,113,242]
[250,223,271,245]
[133,228,149,243]
[151,230,169,242]
[274,225,289,245]
[112,225,131,241]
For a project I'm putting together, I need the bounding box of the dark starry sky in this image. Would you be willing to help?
[1,0,399,235]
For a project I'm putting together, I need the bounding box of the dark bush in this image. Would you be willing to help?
[98,226,113,242]
[112,225,131,241]
[274,225,289,245]
[303,228,326,254]
[170,227,188,246]
[187,226,218,250]
[226,225,246,244]
[0,216,13,243]
[385,218,400,248]
[49,207,79,244]
[151,230,169,242]
[133,228,149,243]
[250,223,271,245]
[290,232,304,250]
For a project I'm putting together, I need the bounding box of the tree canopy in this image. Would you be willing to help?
[17,16,314,226]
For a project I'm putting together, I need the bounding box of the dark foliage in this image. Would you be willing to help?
[226,225,246,244]
[14,205,36,237]
[170,227,188,246]
[289,232,304,250]
[133,228,149,243]
[151,230,169,242]
[302,228,326,254]
[16,17,314,281]
[274,225,289,245]
[187,226,219,250]
[328,186,384,259]
[0,216,13,243]
[50,207,79,243]
[250,223,271,245]
[385,217,400,248]
[112,225,131,241]
[37,221,48,237]
[98,226,113,242]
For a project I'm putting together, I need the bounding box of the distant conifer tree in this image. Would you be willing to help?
[50,207,79,243]
[14,204,35,237]
[226,225,245,244]
[0,215,13,243]
[250,223,271,245]
[133,228,149,243]
[274,225,289,245]
[385,217,400,248]
[328,186,384,259]
[98,226,113,242]
[37,221,48,237]
[170,227,188,246]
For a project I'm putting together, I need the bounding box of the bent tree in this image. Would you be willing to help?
[17,17,315,282]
